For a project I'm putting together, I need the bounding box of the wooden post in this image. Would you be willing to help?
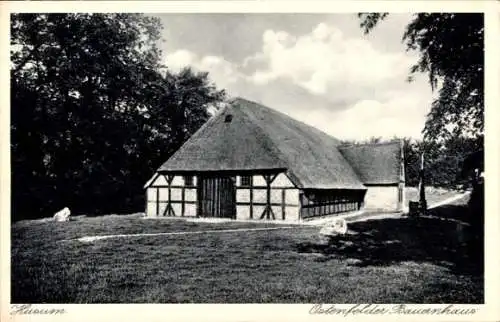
[418,152,427,214]
[163,175,175,216]
[196,176,202,217]
[299,192,304,219]
[156,187,160,216]
[181,186,185,217]
[260,174,278,220]
[281,189,286,220]
[232,177,237,219]
[398,139,406,211]
[249,177,254,219]
[260,175,268,220]
[145,190,148,217]
[266,176,271,219]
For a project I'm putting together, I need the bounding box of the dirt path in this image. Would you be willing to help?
[65,226,309,243]
[427,192,470,209]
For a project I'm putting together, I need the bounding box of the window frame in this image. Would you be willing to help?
[183,175,194,187]
[240,175,252,187]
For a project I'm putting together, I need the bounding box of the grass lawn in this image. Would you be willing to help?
[11,193,483,303]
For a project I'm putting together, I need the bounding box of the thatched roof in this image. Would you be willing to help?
[338,141,402,185]
[157,98,400,189]
[157,99,288,172]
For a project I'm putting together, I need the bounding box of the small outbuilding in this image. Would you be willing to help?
[144,98,405,221]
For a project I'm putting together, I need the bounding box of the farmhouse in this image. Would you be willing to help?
[144,97,405,221]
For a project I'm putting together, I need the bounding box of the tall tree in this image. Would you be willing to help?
[11,13,225,220]
[358,13,484,142]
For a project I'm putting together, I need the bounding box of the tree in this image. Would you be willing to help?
[358,13,484,141]
[11,13,225,220]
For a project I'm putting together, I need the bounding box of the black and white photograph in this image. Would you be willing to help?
[4,1,495,314]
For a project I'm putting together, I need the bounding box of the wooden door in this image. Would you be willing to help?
[198,176,236,218]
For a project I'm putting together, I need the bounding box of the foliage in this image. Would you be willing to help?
[358,13,484,141]
[358,13,388,34]
[11,13,225,220]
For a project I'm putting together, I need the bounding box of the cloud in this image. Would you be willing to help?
[264,86,432,141]
[165,50,243,89]
[326,93,432,140]
[163,21,432,141]
[165,49,197,71]
[245,22,418,96]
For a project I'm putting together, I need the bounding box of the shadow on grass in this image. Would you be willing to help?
[296,204,484,277]
[426,204,479,223]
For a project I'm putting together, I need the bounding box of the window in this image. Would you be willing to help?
[241,175,252,187]
[183,176,194,187]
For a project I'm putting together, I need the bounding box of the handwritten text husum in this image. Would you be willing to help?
[11,304,66,315]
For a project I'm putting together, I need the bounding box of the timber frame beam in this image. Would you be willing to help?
[161,174,176,216]
[260,173,279,220]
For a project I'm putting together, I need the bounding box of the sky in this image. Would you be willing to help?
[153,13,435,141]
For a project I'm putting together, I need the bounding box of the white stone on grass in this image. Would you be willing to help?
[53,207,71,222]
[319,218,348,237]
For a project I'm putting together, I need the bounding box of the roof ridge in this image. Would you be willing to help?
[339,139,402,148]
[232,97,342,143]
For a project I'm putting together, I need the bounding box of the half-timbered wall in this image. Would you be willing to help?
[146,174,198,217]
[235,173,300,221]
[300,189,366,219]
[146,172,379,221]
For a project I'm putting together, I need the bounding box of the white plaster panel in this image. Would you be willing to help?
[285,206,300,221]
[271,173,295,188]
[253,189,267,203]
[184,204,197,217]
[272,206,282,219]
[285,189,299,205]
[146,202,157,216]
[172,204,182,216]
[157,203,167,216]
[158,188,169,201]
[254,175,267,186]
[170,188,182,201]
[236,189,250,203]
[151,175,167,186]
[185,189,197,202]
[252,206,266,218]
[171,176,183,186]
[364,186,399,211]
[236,206,251,220]
[270,189,283,203]
[147,188,157,201]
